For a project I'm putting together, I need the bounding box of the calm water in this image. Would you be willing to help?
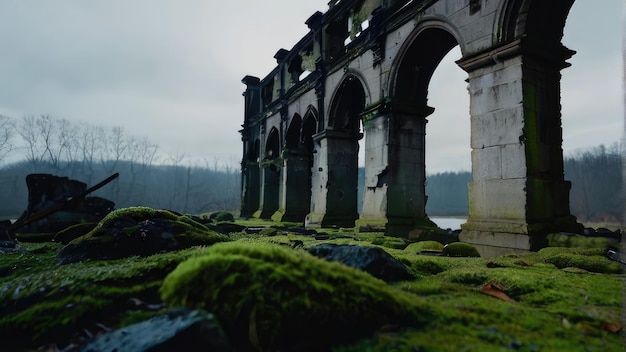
[430,217,466,230]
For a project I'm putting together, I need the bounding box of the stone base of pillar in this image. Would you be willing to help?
[271,209,307,223]
[460,216,584,257]
[384,216,437,237]
[305,212,357,228]
[355,218,387,232]
[258,208,277,220]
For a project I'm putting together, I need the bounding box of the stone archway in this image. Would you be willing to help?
[307,74,366,228]
[358,25,463,235]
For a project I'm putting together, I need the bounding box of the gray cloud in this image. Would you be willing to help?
[0,0,622,172]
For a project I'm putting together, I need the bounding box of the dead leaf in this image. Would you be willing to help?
[480,280,516,303]
[601,322,622,334]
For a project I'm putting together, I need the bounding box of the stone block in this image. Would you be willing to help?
[470,106,524,148]
[469,79,523,116]
[471,146,502,180]
[501,144,526,179]
[468,179,526,220]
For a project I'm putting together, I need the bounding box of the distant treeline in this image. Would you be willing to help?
[564,143,624,223]
[0,115,622,224]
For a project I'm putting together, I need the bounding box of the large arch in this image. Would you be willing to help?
[359,24,463,235]
[307,74,366,228]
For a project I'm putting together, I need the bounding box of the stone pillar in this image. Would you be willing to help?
[357,99,436,235]
[272,153,312,222]
[306,130,359,228]
[240,161,260,218]
[458,39,582,255]
[258,162,280,219]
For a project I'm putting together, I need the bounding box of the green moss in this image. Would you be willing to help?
[0,226,623,351]
[538,247,622,274]
[57,206,230,263]
[259,227,278,236]
[442,242,480,257]
[404,241,444,253]
[160,242,433,350]
[209,211,235,222]
[0,245,205,349]
[546,233,616,249]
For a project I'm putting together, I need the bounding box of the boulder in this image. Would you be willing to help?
[307,243,414,283]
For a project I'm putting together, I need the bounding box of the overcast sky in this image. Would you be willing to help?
[0,0,623,173]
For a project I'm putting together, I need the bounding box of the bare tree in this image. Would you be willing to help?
[16,115,44,169]
[0,115,15,164]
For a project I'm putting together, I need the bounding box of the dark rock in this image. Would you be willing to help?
[206,222,247,234]
[288,226,317,235]
[0,240,18,254]
[244,227,265,234]
[314,233,330,240]
[81,308,233,352]
[307,244,414,283]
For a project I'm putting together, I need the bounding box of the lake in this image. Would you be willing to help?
[430,217,466,230]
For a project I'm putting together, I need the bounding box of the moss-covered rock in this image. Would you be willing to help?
[371,235,408,249]
[53,222,98,244]
[209,211,235,223]
[546,233,617,250]
[442,242,481,257]
[259,227,278,236]
[404,241,444,253]
[57,207,230,264]
[538,247,622,274]
[160,242,432,351]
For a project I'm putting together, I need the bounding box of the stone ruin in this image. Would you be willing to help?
[239,0,589,256]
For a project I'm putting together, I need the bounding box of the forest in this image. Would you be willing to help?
[0,114,624,225]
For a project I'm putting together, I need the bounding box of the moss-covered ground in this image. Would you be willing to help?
[0,213,623,351]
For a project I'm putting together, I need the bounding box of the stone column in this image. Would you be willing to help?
[357,99,436,235]
[305,130,359,228]
[240,161,260,218]
[258,162,280,219]
[458,39,582,255]
[273,152,312,222]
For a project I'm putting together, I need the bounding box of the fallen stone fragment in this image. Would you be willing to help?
[307,243,414,282]
[81,308,233,352]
